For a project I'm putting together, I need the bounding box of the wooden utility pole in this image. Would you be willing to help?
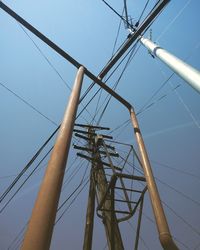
[83,129,96,250]
[80,129,124,250]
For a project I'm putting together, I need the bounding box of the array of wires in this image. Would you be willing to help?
[0,0,199,249]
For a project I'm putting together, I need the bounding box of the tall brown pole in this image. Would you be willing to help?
[83,172,96,250]
[21,66,85,250]
[83,129,96,250]
[130,108,179,250]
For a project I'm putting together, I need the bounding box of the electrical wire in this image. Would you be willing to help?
[19,24,94,122]
[151,160,200,181]
[77,39,139,120]
[112,8,124,56]
[136,72,175,115]
[117,149,200,241]
[0,146,53,214]
[92,8,125,125]
[19,24,71,91]
[162,199,200,238]
[101,0,136,30]
[156,0,193,42]
[0,81,58,126]
[136,83,181,116]
[0,127,58,204]
[138,0,151,24]
[154,59,200,129]
[96,43,139,125]
[57,162,89,213]
[7,222,27,250]
[117,149,200,209]
[55,178,89,224]
[6,158,85,249]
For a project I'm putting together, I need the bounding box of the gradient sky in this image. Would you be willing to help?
[0,0,200,249]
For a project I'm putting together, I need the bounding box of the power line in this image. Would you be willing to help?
[117,150,200,213]
[156,0,193,42]
[7,222,27,250]
[96,43,139,125]
[162,199,200,238]
[136,83,181,116]
[77,41,139,120]
[136,72,175,115]
[62,160,86,191]
[6,158,84,249]
[0,81,58,126]
[138,0,151,24]
[18,24,93,122]
[101,0,136,30]
[58,161,89,212]
[151,160,200,181]
[55,178,89,224]
[0,127,58,204]
[112,9,124,56]
[0,147,52,214]
[19,24,72,91]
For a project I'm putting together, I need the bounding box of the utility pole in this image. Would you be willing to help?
[83,128,96,250]
[76,127,124,250]
[93,136,124,250]
[140,36,200,94]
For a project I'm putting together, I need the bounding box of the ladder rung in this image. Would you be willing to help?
[115,186,143,193]
[100,208,131,215]
[114,199,137,204]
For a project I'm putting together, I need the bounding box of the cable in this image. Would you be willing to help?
[156,0,193,42]
[108,118,130,135]
[151,160,200,181]
[141,210,190,250]
[162,199,200,238]
[138,0,151,24]
[77,40,137,120]
[91,13,127,124]
[112,153,194,250]
[101,0,136,30]
[0,146,53,214]
[6,158,84,249]
[0,127,59,204]
[154,59,200,129]
[19,24,71,91]
[136,83,181,116]
[55,178,89,224]
[62,160,88,192]
[7,222,27,250]
[0,81,58,126]
[96,43,139,125]
[19,24,94,122]
[117,149,200,208]
[112,8,124,56]
[156,176,200,208]
[58,161,89,212]
[136,72,175,115]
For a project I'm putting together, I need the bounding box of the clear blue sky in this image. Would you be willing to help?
[0,0,200,249]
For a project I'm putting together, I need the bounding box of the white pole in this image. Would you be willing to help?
[140,37,200,94]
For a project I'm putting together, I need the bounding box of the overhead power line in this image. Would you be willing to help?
[0,147,52,214]
[0,81,58,126]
